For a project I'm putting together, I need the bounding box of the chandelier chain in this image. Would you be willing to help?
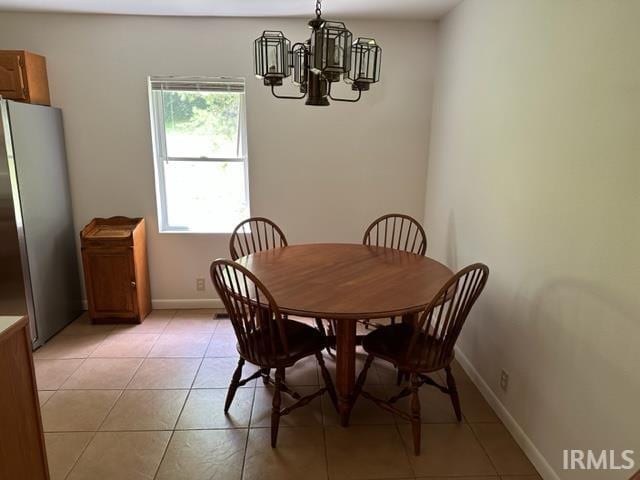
[315,0,322,18]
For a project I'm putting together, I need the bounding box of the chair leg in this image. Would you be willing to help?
[353,354,374,402]
[271,367,284,448]
[315,317,326,336]
[316,352,338,409]
[410,373,421,455]
[225,358,245,413]
[396,369,410,386]
[261,368,270,385]
[327,320,337,355]
[327,320,336,339]
[330,320,336,333]
[315,317,333,355]
[445,366,462,421]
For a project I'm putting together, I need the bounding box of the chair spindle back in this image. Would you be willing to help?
[363,214,427,255]
[229,217,288,260]
[210,259,290,365]
[407,263,489,367]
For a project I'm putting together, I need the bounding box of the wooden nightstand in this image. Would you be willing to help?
[81,216,152,324]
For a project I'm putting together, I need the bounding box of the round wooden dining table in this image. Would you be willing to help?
[237,243,453,426]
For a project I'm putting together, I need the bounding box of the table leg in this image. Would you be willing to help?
[335,319,357,427]
[398,313,419,384]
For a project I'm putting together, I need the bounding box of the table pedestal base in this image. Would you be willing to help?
[335,319,357,426]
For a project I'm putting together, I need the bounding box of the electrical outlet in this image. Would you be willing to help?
[196,278,206,291]
[500,369,509,391]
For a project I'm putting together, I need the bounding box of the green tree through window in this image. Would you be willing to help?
[163,91,241,158]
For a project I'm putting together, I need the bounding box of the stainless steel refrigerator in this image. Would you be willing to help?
[0,99,81,348]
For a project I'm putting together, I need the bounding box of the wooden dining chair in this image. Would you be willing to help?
[361,213,428,330]
[229,217,335,354]
[210,259,338,447]
[362,213,427,256]
[229,217,288,261]
[352,263,489,455]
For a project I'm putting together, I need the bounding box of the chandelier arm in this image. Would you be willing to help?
[327,82,362,103]
[270,84,307,100]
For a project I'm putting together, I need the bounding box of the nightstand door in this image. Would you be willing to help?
[82,247,138,319]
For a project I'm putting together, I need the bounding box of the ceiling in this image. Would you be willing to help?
[0,0,461,20]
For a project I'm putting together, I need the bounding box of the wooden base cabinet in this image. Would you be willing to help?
[0,50,50,105]
[0,316,49,479]
[81,217,151,324]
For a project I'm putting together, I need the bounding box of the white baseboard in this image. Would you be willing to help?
[151,299,224,309]
[80,299,225,310]
[454,346,560,480]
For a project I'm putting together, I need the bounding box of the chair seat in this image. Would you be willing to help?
[362,323,453,372]
[240,319,326,367]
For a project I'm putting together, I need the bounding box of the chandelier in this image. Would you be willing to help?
[253,0,382,106]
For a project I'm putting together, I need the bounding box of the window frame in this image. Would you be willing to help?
[147,76,250,234]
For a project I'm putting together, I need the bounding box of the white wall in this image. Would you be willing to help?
[425,1,640,478]
[0,12,437,306]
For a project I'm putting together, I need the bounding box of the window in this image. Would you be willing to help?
[148,76,249,233]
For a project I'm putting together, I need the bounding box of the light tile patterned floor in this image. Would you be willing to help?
[34,309,540,480]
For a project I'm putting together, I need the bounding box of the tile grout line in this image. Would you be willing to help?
[85,328,111,356]
[230,311,257,471]
[239,369,258,480]
[152,432,175,480]
[61,355,128,480]
[38,323,117,453]
[148,309,216,360]
[467,419,501,477]
[129,309,173,359]
[38,310,176,389]
[46,313,515,479]
[64,327,158,478]
[41,317,105,480]
[38,310,209,479]
[206,310,222,348]
[38,312,388,479]
[44,425,263,434]
[393,405,418,479]
[152,350,206,480]
[38,355,88,394]
[60,430,99,480]
[320,406,331,480]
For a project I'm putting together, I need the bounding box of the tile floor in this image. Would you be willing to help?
[34,309,541,480]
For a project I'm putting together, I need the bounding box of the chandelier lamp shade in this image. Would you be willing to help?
[253,0,382,106]
[348,38,382,89]
[253,31,291,86]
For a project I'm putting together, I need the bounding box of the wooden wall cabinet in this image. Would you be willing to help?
[0,316,49,480]
[81,217,152,324]
[0,50,51,106]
